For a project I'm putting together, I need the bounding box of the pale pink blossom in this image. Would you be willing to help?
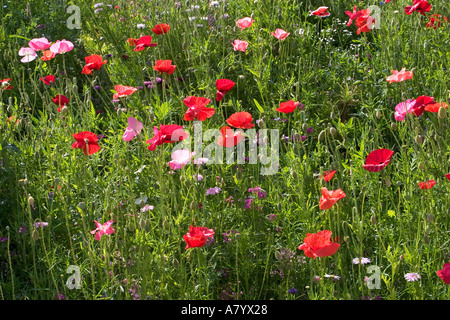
[50,39,74,54]
[167,149,195,170]
[122,117,143,141]
[28,37,52,51]
[236,17,254,30]
[394,99,415,121]
[232,39,248,52]
[18,47,37,63]
[271,28,290,40]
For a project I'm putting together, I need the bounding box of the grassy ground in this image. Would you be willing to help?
[0,0,449,300]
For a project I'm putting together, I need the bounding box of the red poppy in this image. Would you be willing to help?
[217,126,245,148]
[446,173,450,181]
[226,111,255,129]
[355,9,375,35]
[386,68,413,83]
[146,124,188,151]
[40,75,55,85]
[132,35,158,52]
[322,170,336,182]
[72,131,101,155]
[41,50,55,61]
[81,55,107,74]
[113,85,138,99]
[153,60,176,75]
[319,187,346,210]
[152,23,170,34]
[362,148,394,172]
[298,230,340,259]
[437,263,450,284]
[183,96,215,121]
[183,225,215,249]
[310,6,330,17]
[1,79,13,90]
[405,0,431,16]
[216,79,235,101]
[276,100,299,113]
[52,95,70,106]
[424,102,448,113]
[345,6,365,27]
[418,179,436,189]
[426,14,448,29]
[409,95,434,117]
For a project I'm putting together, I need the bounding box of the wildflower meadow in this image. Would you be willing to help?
[1,0,450,305]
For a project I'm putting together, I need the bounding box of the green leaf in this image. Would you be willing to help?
[253,99,264,114]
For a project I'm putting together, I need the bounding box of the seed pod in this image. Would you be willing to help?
[423,235,430,244]
[139,218,147,230]
[28,196,35,207]
[376,109,382,119]
[418,162,424,170]
[427,214,434,222]
[415,135,423,145]
[384,177,391,187]
[139,200,145,208]
[390,122,397,131]
[330,111,335,119]
[78,202,86,210]
[431,60,436,68]
[318,129,326,141]
[438,106,446,119]
[117,108,122,116]
[54,177,59,186]
[275,251,282,261]
[370,215,376,225]
[34,151,40,161]
[189,201,197,210]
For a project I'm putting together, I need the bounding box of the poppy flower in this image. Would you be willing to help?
[386,68,413,83]
[146,124,188,151]
[40,75,55,85]
[1,79,13,90]
[18,47,37,63]
[50,39,74,54]
[394,99,416,121]
[231,39,248,52]
[345,6,365,26]
[132,35,158,52]
[437,263,450,284]
[183,225,215,249]
[113,85,138,99]
[424,102,448,113]
[182,96,215,121]
[41,50,56,61]
[362,148,394,172]
[446,173,450,181]
[426,14,448,29]
[81,55,107,74]
[418,179,436,189]
[226,111,255,129]
[355,9,374,34]
[122,117,143,141]
[271,29,290,40]
[310,6,330,17]
[409,95,434,117]
[52,95,70,106]
[72,131,101,155]
[28,37,52,51]
[405,0,431,16]
[217,126,245,148]
[298,230,340,259]
[236,17,254,30]
[322,170,336,182]
[152,23,170,34]
[153,59,176,75]
[319,187,346,210]
[90,220,115,241]
[276,100,299,113]
[216,79,235,101]
[168,149,195,170]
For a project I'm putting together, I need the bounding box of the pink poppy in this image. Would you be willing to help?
[50,39,74,54]
[167,149,195,170]
[232,39,248,52]
[113,85,138,99]
[18,47,37,63]
[271,29,290,40]
[90,220,115,241]
[345,6,365,26]
[236,17,254,30]
[28,37,52,51]
[122,117,143,141]
[386,68,413,83]
[310,6,330,17]
[394,99,416,121]
[362,148,394,172]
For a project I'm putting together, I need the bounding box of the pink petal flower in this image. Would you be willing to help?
[394,99,416,121]
[232,39,248,52]
[236,17,254,30]
[122,117,143,141]
[167,149,195,170]
[50,39,74,54]
[271,28,290,40]
[18,47,37,63]
[28,37,52,51]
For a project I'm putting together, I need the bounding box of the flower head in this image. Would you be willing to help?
[183,225,215,249]
[50,39,74,54]
[153,59,176,75]
[310,6,330,17]
[152,23,170,34]
[72,131,101,155]
[271,28,290,40]
[232,39,248,52]
[18,47,37,63]
[437,263,450,284]
[386,68,413,83]
[82,55,107,74]
[236,17,254,30]
[319,187,346,210]
[28,37,52,51]
[404,272,421,282]
[122,117,143,141]
[90,220,115,241]
[182,96,215,121]
[362,149,394,172]
[298,230,340,259]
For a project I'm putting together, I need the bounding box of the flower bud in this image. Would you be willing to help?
[424,235,430,244]
[376,109,382,119]
[415,135,423,145]
[28,196,35,207]
[370,215,376,225]
[427,214,434,222]
[318,130,326,141]
[384,177,391,187]
[330,111,335,119]
[329,127,337,136]
[438,106,446,119]
[32,229,40,241]
[390,122,397,131]
[418,162,424,170]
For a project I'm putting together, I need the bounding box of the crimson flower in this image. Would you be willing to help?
[113,85,138,99]
[152,23,170,34]
[319,187,346,210]
[52,95,70,113]
[40,75,55,85]
[1,78,13,90]
[418,179,436,189]
[386,68,413,83]
[409,95,434,117]
[81,55,107,74]
[226,111,255,129]
[183,225,215,249]
[405,0,431,16]
[146,124,188,151]
[437,263,450,284]
[426,14,448,29]
[424,102,448,113]
[446,173,450,181]
[362,148,394,172]
[72,131,101,155]
[355,9,374,34]
[276,100,299,113]
[216,79,235,101]
[345,6,365,26]
[298,230,340,259]
[322,170,336,182]
[132,35,158,51]
[217,126,244,148]
[153,59,176,75]
[183,96,215,121]
[310,6,330,17]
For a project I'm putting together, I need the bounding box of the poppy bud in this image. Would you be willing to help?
[390,123,397,131]
[162,218,170,230]
[32,229,40,241]
[438,106,446,119]
[34,151,40,161]
[431,61,436,68]
[368,126,372,133]
[117,108,122,116]
[28,195,34,207]
[415,135,423,145]
[238,75,245,79]
[427,214,434,222]
[127,223,135,232]
[173,258,179,268]
[318,130,326,141]
[376,109,382,119]
[434,133,440,141]
[275,251,282,261]
[370,215,376,225]
[329,127,337,136]
[400,254,404,261]
[54,178,59,186]
[384,177,391,187]
[290,168,297,180]
[139,218,147,230]
[139,199,145,208]
[302,123,308,132]
[189,201,197,210]
[78,202,86,210]
[330,111,335,119]
[7,105,13,113]
[61,106,68,114]
[423,235,430,244]
[418,162,424,170]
